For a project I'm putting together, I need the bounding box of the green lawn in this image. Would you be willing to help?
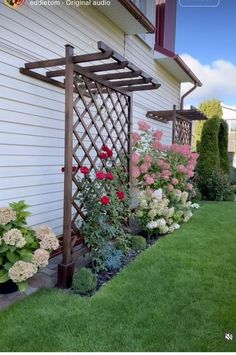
[0,202,236,352]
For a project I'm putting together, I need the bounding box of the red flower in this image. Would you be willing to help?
[96,171,106,180]
[106,172,114,180]
[99,152,108,160]
[100,145,113,159]
[100,196,110,205]
[116,191,126,201]
[80,166,90,175]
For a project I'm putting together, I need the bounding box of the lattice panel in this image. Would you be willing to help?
[174,118,192,145]
[70,74,130,248]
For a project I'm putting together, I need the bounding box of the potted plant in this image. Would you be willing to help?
[0,200,59,293]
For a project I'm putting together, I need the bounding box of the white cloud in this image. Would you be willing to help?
[180,54,236,107]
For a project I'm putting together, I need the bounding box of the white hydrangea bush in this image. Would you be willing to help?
[0,201,59,292]
[136,188,197,236]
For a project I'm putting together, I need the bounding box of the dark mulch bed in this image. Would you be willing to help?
[82,235,161,296]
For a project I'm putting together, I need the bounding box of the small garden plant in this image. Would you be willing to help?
[0,201,59,292]
[72,267,97,295]
[130,235,147,251]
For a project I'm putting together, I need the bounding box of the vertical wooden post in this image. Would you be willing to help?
[189,121,192,147]
[128,94,133,186]
[58,44,75,288]
[172,104,176,144]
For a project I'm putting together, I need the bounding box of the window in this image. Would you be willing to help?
[132,0,156,48]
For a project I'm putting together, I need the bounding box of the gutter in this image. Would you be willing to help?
[172,55,202,109]
[155,45,202,107]
[118,0,156,33]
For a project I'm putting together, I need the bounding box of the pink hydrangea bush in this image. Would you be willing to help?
[132,121,200,235]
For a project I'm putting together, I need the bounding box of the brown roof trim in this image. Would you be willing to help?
[155,45,202,86]
[118,0,156,33]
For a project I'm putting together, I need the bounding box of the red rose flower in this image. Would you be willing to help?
[100,196,110,205]
[106,172,114,180]
[107,149,113,158]
[100,146,113,158]
[116,191,126,200]
[99,151,108,160]
[96,171,106,180]
[80,166,90,175]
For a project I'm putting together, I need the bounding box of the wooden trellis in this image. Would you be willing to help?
[146,105,208,145]
[20,42,160,287]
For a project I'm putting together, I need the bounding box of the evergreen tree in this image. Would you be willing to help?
[194,99,223,150]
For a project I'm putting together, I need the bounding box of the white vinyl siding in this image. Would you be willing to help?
[0,1,180,234]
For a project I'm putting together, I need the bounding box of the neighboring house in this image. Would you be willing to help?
[0,0,201,234]
[221,103,236,167]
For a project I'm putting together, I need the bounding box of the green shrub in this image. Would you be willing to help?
[230,167,236,184]
[203,169,232,201]
[72,268,97,295]
[218,120,230,175]
[223,191,235,201]
[197,116,220,185]
[130,235,147,251]
[197,116,231,199]
[192,188,202,202]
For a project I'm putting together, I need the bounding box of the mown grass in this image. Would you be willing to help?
[0,202,236,352]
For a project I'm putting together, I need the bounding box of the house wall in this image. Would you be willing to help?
[0,1,180,234]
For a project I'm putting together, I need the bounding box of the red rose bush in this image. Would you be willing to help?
[76,146,130,271]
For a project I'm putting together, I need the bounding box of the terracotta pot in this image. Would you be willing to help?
[0,279,18,294]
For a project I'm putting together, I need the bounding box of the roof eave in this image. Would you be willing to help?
[154,45,202,86]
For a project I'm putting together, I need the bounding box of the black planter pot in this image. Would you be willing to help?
[0,279,18,294]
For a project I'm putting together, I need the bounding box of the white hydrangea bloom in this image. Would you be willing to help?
[166,207,175,218]
[181,191,189,203]
[9,261,38,283]
[191,203,200,209]
[159,225,169,234]
[146,221,158,229]
[0,207,17,226]
[36,225,54,240]
[148,209,157,219]
[32,249,50,268]
[172,223,180,230]
[186,201,192,208]
[3,229,26,248]
[156,218,166,227]
[152,189,163,200]
[183,210,193,222]
[39,232,59,251]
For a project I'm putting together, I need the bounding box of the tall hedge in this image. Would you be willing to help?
[197,116,231,199]
[218,119,230,175]
[197,116,220,182]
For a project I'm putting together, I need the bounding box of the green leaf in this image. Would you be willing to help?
[0,244,9,253]
[6,251,19,263]
[19,250,33,262]
[17,281,28,293]
[0,256,2,266]
[0,269,9,283]
[3,262,12,271]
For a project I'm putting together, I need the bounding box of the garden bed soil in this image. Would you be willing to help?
[74,235,161,297]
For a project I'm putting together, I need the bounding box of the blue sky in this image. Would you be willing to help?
[175,0,236,106]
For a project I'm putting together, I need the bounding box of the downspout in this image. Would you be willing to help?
[180,82,198,109]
